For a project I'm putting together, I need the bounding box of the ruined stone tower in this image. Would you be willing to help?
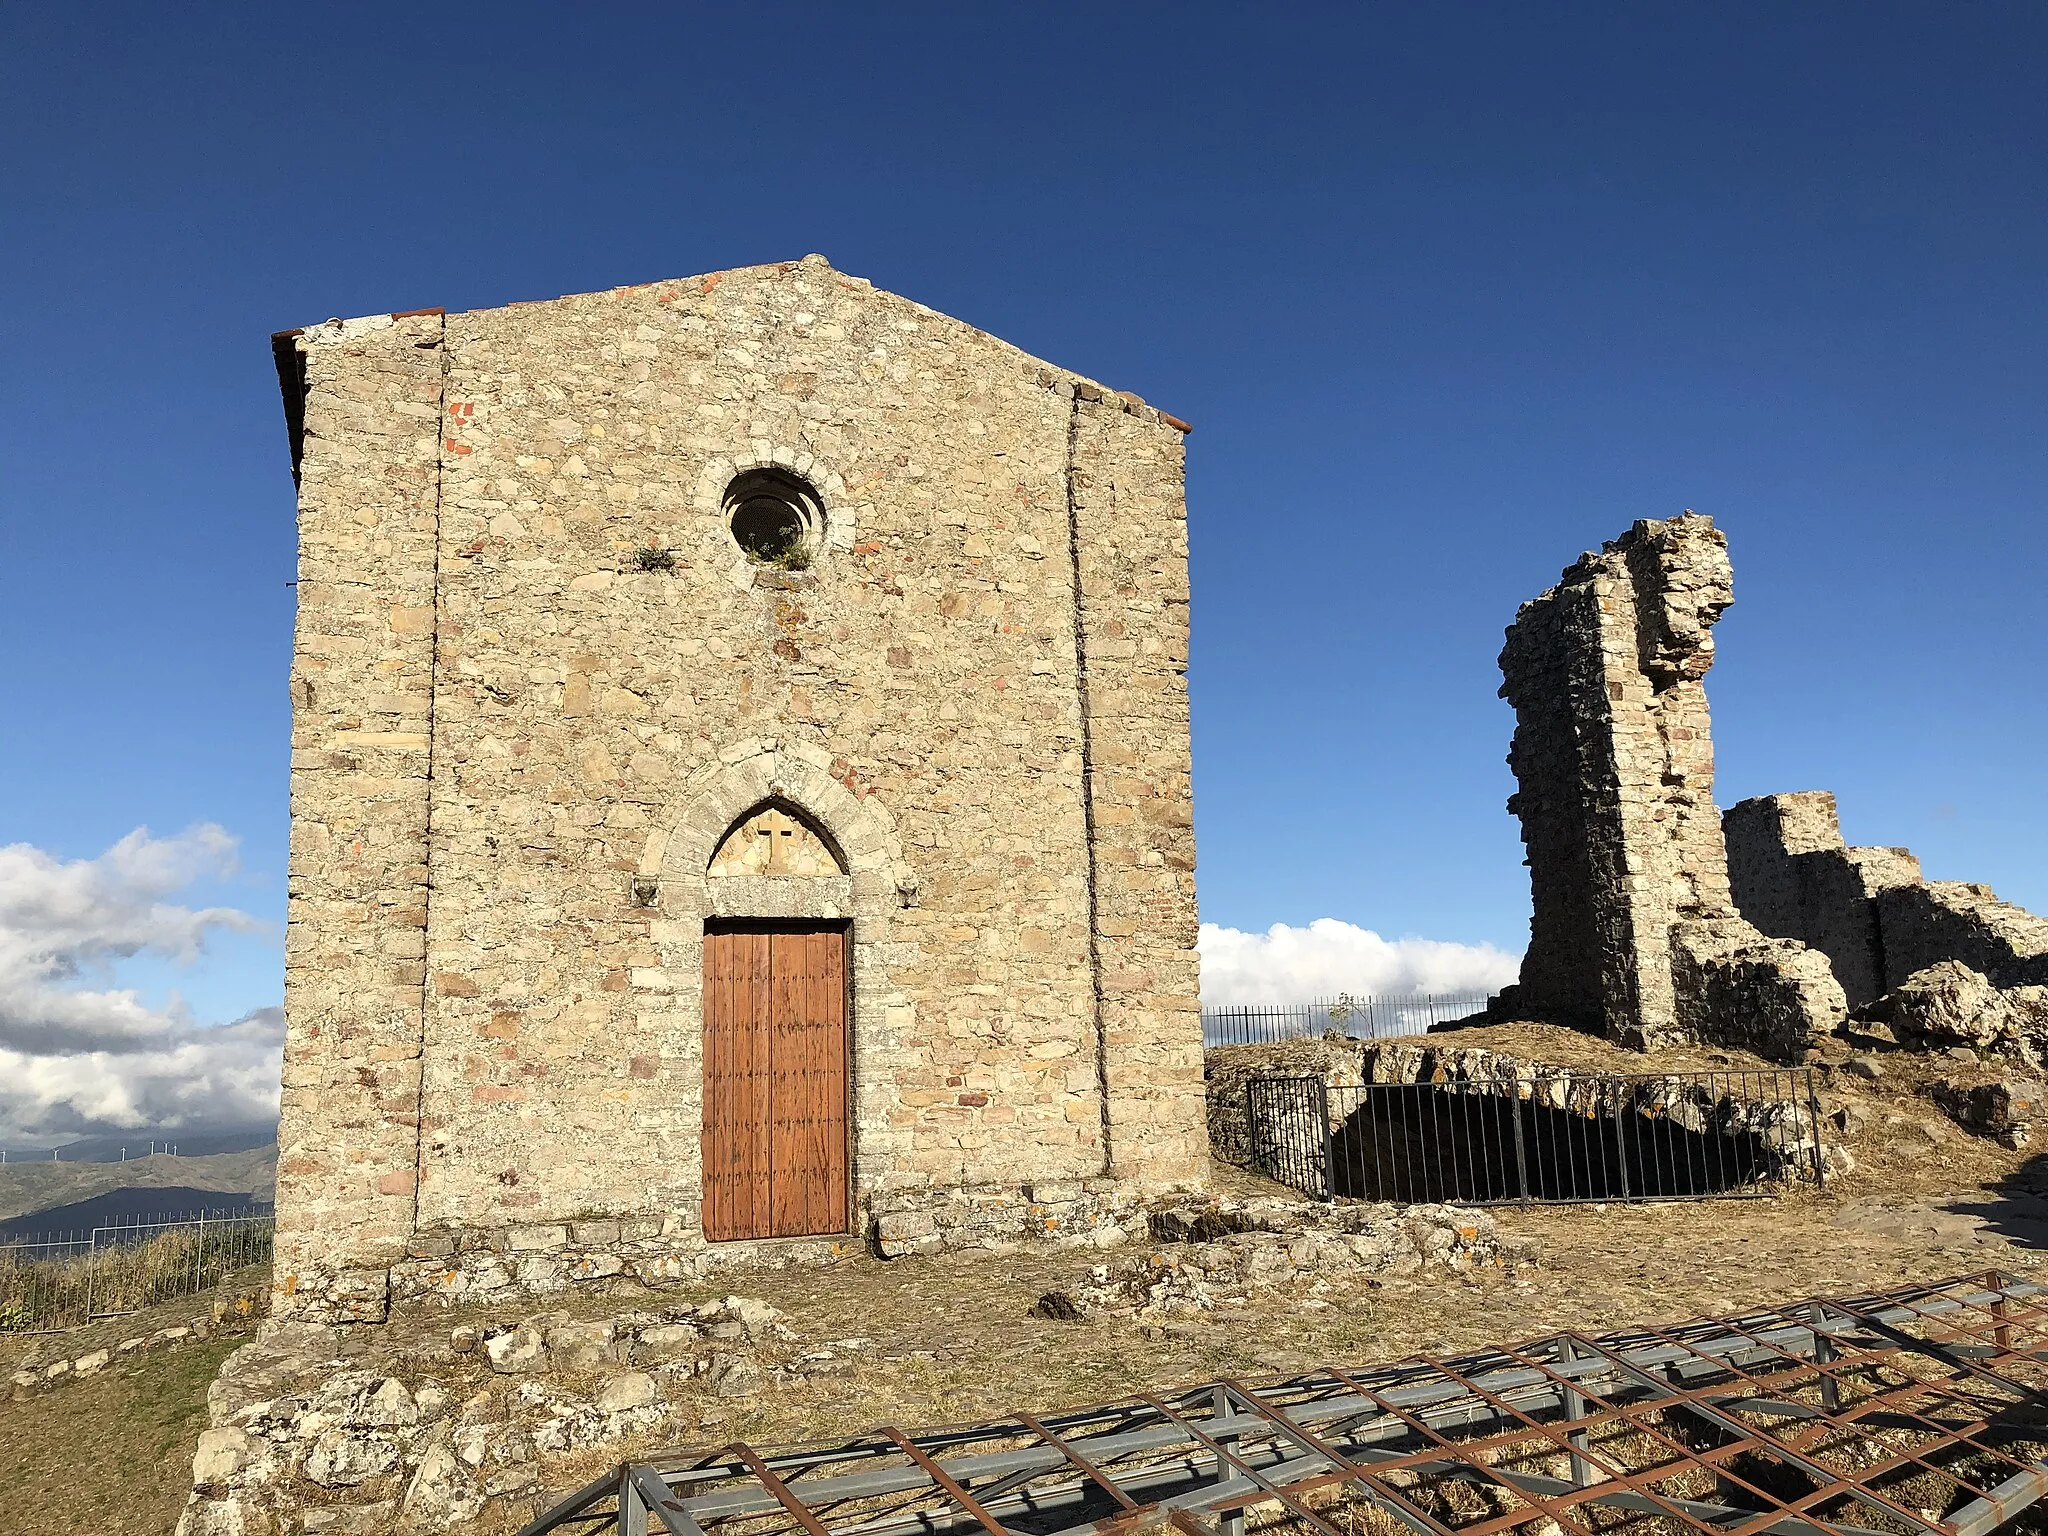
[269,257,1207,1319]
[1495,514,1844,1058]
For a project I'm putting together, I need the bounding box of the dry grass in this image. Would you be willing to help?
[0,1335,239,1536]
[0,1220,271,1333]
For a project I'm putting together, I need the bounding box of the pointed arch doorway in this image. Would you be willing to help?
[700,804,852,1241]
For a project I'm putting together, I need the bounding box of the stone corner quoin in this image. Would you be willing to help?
[272,254,1207,1320]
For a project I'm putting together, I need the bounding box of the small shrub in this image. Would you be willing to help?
[633,544,678,574]
[770,539,815,572]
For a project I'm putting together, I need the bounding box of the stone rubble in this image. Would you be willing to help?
[1860,961,2048,1066]
[174,1295,801,1536]
[1922,1075,2048,1150]
[1036,1196,1537,1321]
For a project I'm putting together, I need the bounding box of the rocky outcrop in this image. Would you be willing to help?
[174,1296,806,1536]
[1862,961,2048,1066]
[1923,1075,2048,1149]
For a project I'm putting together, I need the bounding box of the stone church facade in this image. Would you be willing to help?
[269,256,1206,1319]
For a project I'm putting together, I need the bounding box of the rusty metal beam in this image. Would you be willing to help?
[516,1272,2048,1536]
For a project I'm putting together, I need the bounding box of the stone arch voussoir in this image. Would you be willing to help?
[650,745,901,893]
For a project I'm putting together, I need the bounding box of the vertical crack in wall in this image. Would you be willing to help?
[1064,392,1114,1174]
[409,315,449,1237]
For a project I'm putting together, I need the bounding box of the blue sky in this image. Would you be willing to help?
[0,4,2043,1127]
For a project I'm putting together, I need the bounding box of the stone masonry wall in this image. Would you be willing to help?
[1725,792,1920,1009]
[1876,882,2048,991]
[1070,394,1207,1185]
[1496,515,1844,1059]
[273,258,1208,1317]
[273,312,446,1313]
[1725,790,2048,1004]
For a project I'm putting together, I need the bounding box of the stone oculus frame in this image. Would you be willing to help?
[269,257,1206,1318]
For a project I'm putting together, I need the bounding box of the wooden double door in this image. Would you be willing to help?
[701,923,850,1240]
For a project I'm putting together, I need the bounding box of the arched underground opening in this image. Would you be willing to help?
[1328,1084,1785,1203]
[1245,1071,1817,1205]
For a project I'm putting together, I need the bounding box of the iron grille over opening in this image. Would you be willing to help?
[1242,1068,1824,1206]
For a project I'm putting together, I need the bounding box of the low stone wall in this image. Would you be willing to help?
[286,1181,1158,1323]
[388,1221,849,1309]
[1207,1036,1841,1184]
[1040,1195,1539,1319]
[866,1178,1146,1257]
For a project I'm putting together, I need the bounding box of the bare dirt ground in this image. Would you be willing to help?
[3,1022,2042,1533]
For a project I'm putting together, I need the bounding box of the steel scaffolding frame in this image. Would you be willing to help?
[519,1272,2048,1536]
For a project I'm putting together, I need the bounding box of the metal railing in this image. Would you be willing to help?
[1202,992,1491,1047]
[0,1209,273,1333]
[1242,1068,1823,1205]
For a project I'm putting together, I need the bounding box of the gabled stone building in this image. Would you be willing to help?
[269,257,1207,1319]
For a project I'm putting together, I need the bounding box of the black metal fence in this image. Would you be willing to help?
[1202,993,1491,1047]
[0,1209,273,1333]
[1242,1068,1822,1205]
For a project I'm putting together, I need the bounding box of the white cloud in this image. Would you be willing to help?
[0,827,281,1142]
[1198,918,1521,1005]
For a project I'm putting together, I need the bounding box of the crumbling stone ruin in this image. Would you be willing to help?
[1493,514,1844,1060]
[268,256,1208,1323]
[1727,790,2048,1006]
[1725,788,2048,1106]
[1491,511,2048,1103]
[1723,793,1919,1010]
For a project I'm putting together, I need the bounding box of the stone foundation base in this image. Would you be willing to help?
[868,1177,1144,1257]
[275,1180,1158,1323]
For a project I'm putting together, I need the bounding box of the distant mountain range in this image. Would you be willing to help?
[0,1185,272,1241]
[0,1123,279,1164]
[0,1145,278,1239]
